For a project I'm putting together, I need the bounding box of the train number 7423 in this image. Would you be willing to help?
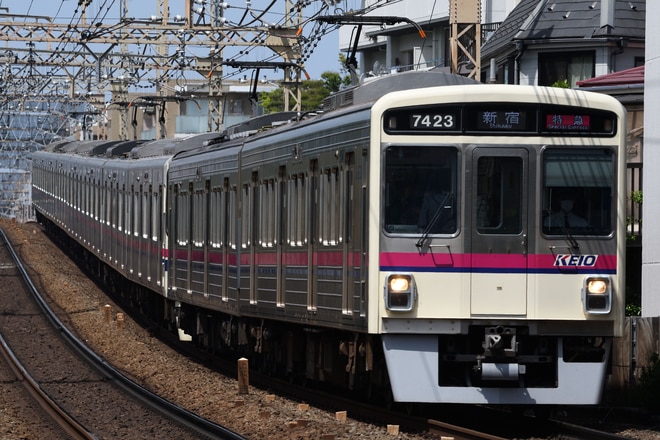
[411,113,455,129]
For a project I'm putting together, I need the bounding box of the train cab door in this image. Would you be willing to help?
[469,147,530,316]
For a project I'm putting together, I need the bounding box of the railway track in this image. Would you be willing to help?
[2,220,656,440]
[0,332,94,439]
[0,228,246,440]
[424,406,638,440]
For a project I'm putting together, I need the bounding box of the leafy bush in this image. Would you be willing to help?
[626,303,641,316]
[551,79,570,88]
[627,191,643,241]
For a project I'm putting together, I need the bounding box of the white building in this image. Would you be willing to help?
[338,0,518,77]
[643,4,660,316]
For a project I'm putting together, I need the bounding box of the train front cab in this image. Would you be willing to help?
[372,85,626,405]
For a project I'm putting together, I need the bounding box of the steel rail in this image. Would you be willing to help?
[427,418,508,440]
[0,228,247,440]
[0,235,96,440]
[0,334,97,439]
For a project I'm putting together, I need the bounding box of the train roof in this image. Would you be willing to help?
[128,132,226,158]
[38,139,118,155]
[169,71,481,160]
[40,71,479,160]
[221,70,479,139]
[104,140,146,157]
[321,69,479,112]
[40,139,145,157]
[41,139,74,152]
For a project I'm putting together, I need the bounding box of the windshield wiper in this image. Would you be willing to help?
[416,193,452,249]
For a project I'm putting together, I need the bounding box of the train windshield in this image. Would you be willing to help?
[384,145,458,234]
[542,148,614,236]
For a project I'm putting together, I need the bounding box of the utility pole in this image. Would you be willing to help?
[0,1,303,136]
[449,0,481,80]
[281,0,302,112]
[0,1,303,221]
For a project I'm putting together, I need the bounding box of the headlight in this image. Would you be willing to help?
[587,279,608,294]
[583,276,612,314]
[385,273,416,311]
[389,276,409,292]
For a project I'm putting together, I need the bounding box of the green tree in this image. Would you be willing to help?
[259,70,350,114]
[321,71,350,93]
[259,87,285,114]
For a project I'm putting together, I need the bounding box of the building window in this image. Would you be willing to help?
[228,98,244,115]
[538,51,594,87]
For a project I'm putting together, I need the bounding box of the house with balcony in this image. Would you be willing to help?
[337,0,518,76]
[480,0,645,86]
[103,77,278,141]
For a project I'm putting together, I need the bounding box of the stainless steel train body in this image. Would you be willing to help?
[31,71,626,406]
[374,84,625,404]
[32,136,214,295]
[167,103,371,331]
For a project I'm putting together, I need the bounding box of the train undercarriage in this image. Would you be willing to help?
[38,214,613,407]
[39,216,392,402]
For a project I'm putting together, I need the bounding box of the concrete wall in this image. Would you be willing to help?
[642,2,660,316]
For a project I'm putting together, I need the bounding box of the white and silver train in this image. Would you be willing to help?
[32,70,626,406]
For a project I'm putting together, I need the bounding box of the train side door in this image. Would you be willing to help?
[469,147,529,316]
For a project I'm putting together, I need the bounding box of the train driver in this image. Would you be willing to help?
[543,190,588,229]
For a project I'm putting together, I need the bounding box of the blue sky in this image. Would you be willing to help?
[0,0,343,79]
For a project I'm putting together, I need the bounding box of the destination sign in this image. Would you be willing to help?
[384,103,616,136]
[541,107,613,133]
[475,110,528,131]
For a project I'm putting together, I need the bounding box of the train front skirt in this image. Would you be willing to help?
[381,334,609,404]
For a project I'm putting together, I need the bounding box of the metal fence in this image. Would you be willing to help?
[627,162,642,240]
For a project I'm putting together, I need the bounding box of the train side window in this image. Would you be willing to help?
[241,183,252,249]
[118,184,124,232]
[92,175,96,218]
[190,184,207,248]
[319,167,343,246]
[75,173,80,212]
[142,187,150,239]
[193,189,205,247]
[176,185,189,246]
[84,175,89,216]
[112,183,118,229]
[209,188,223,248]
[95,176,100,222]
[126,185,133,237]
[69,171,74,209]
[87,175,92,217]
[151,185,165,241]
[95,176,100,220]
[73,172,77,211]
[287,173,308,247]
[106,183,112,226]
[90,175,95,217]
[91,175,95,218]
[123,186,127,234]
[228,186,238,250]
[134,185,141,238]
[259,179,277,248]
